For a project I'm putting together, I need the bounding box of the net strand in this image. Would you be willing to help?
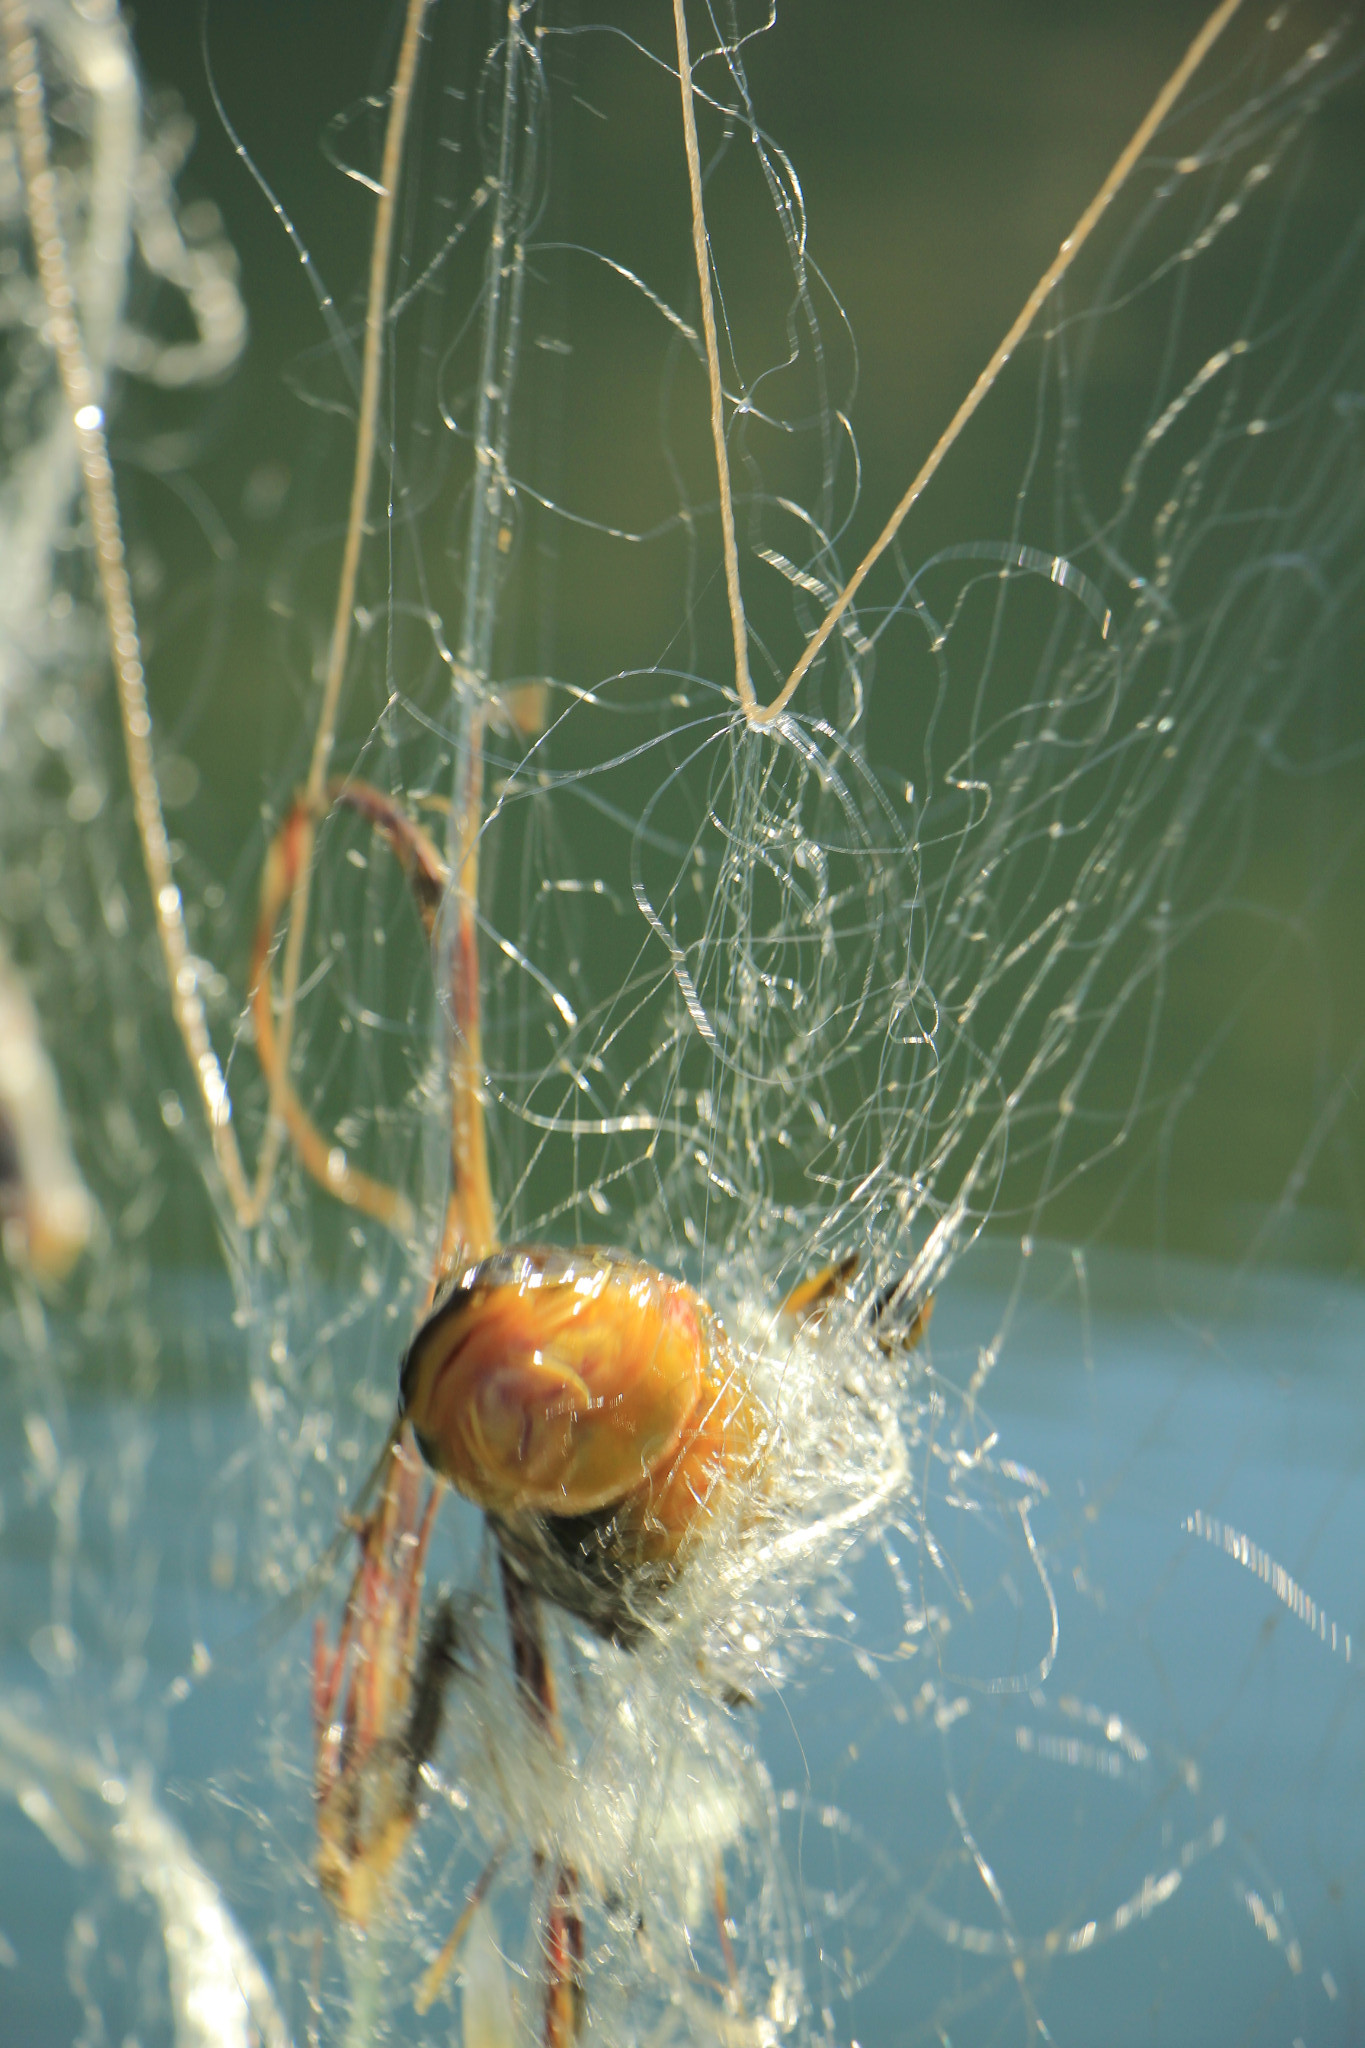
[760,0,1247,724]
[672,0,757,719]
[0,0,254,1219]
[438,1,537,1275]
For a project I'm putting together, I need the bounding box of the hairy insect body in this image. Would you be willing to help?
[401,1248,763,1639]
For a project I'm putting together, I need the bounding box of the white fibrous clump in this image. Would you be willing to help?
[381,1275,943,2040]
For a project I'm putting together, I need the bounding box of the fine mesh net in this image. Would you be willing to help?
[2,2,1364,2043]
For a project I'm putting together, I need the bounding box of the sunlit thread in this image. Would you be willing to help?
[0,0,253,1215]
[673,0,1244,725]
[1183,1510,1353,1662]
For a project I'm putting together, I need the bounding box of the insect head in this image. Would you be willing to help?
[400,1246,763,1643]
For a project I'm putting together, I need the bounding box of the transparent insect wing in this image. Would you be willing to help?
[312,1435,442,1925]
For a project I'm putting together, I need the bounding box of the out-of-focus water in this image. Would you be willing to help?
[796,1249,1365,2044]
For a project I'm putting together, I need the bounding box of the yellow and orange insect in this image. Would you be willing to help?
[400,1245,766,1643]
[245,529,934,2041]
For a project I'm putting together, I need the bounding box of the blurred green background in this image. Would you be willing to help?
[112,0,1365,1272]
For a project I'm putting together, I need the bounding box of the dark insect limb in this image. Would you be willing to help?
[543,1864,585,2048]
[492,1505,670,1651]
[781,1253,933,1350]
[780,1252,860,1323]
[330,780,447,937]
[402,1594,463,1807]
[785,1253,933,1351]
[250,771,494,1289]
[496,1546,587,2043]
[867,1277,935,1352]
[248,779,447,1234]
[498,1546,560,1738]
